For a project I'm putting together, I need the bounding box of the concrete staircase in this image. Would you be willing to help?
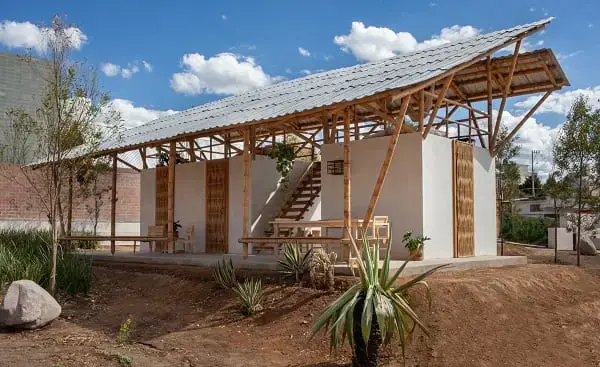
[265,161,321,236]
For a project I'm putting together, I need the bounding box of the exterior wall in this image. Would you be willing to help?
[473,146,497,256]
[0,164,140,234]
[321,134,423,259]
[421,135,454,258]
[140,156,320,254]
[548,228,574,250]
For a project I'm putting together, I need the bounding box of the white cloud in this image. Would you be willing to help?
[515,87,600,116]
[100,62,121,77]
[300,69,312,75]
[142,60,153,72]
[298,47,311,57]
[170,52,277,95]
[334,21,480,62]
[324,55,332,61]
[536,40,544,46]
[0,20,87,54]
[108,99,178,128]
[101,60,151,79]
[429,2,437,7]
[557,50,583,60]
[529,7,535,12]
[589,23,594,28]
[221,14,227,20]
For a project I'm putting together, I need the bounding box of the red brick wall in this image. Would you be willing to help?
[0,164,140,223]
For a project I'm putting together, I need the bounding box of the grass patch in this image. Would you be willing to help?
[0,227,93,295]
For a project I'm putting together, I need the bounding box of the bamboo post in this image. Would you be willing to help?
[486,56,493,151]
[110,153,117,255]
[242,128,251,257]
[492,40,521,153]
[343,108,351,239]
[167,141,176,253]
[418,89,425,132]
[250,126,256,160]
[67,166,73,249]
[362,96,410,233]
[423,76,454,139]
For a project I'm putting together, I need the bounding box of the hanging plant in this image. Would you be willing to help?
[268,143,296,187]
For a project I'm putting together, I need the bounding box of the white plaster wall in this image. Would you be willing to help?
[548,228,574,250]
[421,135,454,259]
[321,134,423,259]
[139,168,156,252]
[173,161,206,253]
[473,147,497,256]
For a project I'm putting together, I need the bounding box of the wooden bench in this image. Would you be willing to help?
[238,236,344,256]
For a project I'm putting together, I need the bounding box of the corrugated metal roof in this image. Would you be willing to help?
[100,18,552,154]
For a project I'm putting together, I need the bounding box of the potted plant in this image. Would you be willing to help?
[312,232,447,366]
[402,231,430,261]
[173,220,182,238]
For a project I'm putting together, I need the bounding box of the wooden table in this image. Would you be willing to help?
[59,235,173,254]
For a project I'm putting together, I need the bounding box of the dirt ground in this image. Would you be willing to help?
[2,245,600,366]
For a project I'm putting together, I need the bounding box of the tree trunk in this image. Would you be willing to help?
[48,216,58,295]
[352,294,382,367]
[577,155,583,267]
[554,199,558,264]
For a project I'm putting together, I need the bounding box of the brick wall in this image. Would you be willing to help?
[0,164,140,224]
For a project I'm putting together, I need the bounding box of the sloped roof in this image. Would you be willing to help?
[100,18,554,155]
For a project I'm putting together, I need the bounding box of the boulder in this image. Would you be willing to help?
[591,237,600,251]
[0,280,61,329]
[579,237,597,256]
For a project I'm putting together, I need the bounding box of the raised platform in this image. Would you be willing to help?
[80,251,527,276]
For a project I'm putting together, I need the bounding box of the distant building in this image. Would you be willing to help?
[517,163,529,184]
[0,52,48,163]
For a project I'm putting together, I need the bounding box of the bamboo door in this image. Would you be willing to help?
[205,160,229,253]
[155,166,169,252]
[452,141,475,257]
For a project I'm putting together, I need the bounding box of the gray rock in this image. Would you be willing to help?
[591,237,600,251]
[579,237,597,256]
[0,280,61,329]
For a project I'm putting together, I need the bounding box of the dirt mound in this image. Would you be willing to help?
[1,261,600,366]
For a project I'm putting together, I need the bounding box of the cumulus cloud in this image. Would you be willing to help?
[0,20,87,54]
[100,60,151,79]
[108,99,178,128]
[298,47,311,57]
[170,52,277,95]
[514,87,600,116]
[334,21,480,62]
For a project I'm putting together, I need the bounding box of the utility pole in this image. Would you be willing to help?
[531,150,539,197]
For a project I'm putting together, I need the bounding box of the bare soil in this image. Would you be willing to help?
[2,245,600,366]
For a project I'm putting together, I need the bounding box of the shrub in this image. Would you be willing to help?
[211,258,237,289]
[312,233,447,365]
[234,279,264,316]
[501,213,552,244]
[117,315,135,345]
[0,227,93,295]
[309,249,337,290]
[278,243,312,283]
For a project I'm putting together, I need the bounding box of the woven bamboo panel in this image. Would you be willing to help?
[155,166,169,252]
[453,141,475,257]
[206,160,229,253]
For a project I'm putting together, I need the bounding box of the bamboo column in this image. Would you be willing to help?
[242,128,251,257]
[343,108,351,238]
[167,141,176,253]
[486,56,493,150]
[362,96,410,233]
[110,153,117,255]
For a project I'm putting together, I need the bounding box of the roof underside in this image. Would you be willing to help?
[98,18,567,155]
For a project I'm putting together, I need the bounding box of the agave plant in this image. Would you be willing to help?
[312,233,447,366]
[211,258,237,289]
[234,278,265,316]
[278,243,312,283]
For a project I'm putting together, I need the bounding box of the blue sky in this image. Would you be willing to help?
[1,0,599,176]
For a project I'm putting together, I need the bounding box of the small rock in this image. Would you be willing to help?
[0,280,61,329]
[579,237,597,256]
[301,320,308,325]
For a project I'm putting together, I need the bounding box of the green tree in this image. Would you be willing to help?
[520,173,543,198]
[554,95,600,266]
[0,16,121,293]
[544,171,572,263]
[496,125,522,201]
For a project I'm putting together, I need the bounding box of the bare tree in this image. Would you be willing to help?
[0,15,120,293]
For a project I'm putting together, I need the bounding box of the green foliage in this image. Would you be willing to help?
[234,279,264,316]
[312,233,447,361]
[211,258,237,289]
[501,214,552,244]
[278,243,312,283]
[0,228,92,295]
[117,315,135,345]
[268,143,296,187]
[520,173,543,198]
[498,161,522,201]
[402,232,430,251]
[114,354,132,367]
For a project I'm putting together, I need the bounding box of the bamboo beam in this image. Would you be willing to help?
[362,103,416,133]
[242,128,251,258]
[423,75,454,139]
[494,91,552,155]
[187,139,197,162]
[422,91,488,116]
[67,167,73,249]
[139,148,148,169]
[343,108,351,241]
[167,141,176,253]
[249,126,256,160]
[110,153,117,255]
[467,101,486,147]
[418,89,425,132]
[362,96,410,233]
[353,106,359,140]
[491,40,521,153]
[487,56,493,150]
[117,157,141,172]
[286,124,322,149]
[434,105,459,130]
